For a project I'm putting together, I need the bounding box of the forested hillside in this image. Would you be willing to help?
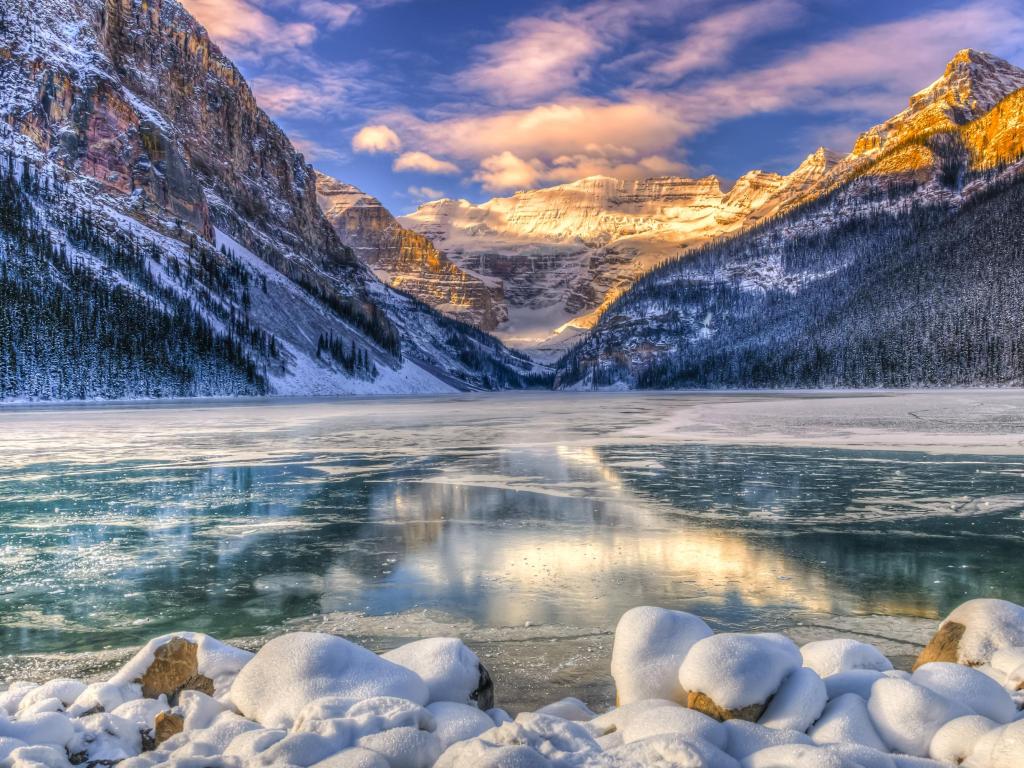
[0,155,268,400]
[557,165,1024,389]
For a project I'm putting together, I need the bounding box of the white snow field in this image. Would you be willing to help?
[2,600,1023,768]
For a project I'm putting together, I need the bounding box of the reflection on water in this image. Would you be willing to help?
[1,395,1022,655]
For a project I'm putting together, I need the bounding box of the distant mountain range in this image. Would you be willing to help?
[397,147,842,358]
[3,0,1024,399]
[0,0,538,401]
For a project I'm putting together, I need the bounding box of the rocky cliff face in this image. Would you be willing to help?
[0,0,537,397]
[316,174,507,330]
[400,150,840,357]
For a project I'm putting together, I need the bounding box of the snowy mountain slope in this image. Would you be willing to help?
[0,0,537,399]
[555,50,1024,390]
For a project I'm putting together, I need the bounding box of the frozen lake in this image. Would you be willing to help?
[2,391,1023,710]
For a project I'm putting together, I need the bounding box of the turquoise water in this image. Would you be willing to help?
[1,393,1022,656]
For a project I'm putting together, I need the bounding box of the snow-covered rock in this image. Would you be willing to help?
[382,638,493,709]
[808,693,888,752]
[425,703,494,750]
[610,607,712,705]
[915,600,1024,669]
[677,634,802,721]
[231,633,429,728]
[801,639,893,678]
[756,668,826,732]
[533,699,597,723]
[912,662,1016,723]
[929,715,999,764]
[109,634,253,704]
[963,720,1024,767]
[823,670,886,701]
[721,720,813,761]
[867,678,972,756]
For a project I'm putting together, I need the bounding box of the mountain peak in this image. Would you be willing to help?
[794,147,842,175]
[918,48,1024,116]
[852,49,1024,157]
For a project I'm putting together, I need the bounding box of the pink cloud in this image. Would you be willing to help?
[352,124,403,153]
[392,151,459,175]
[646,0,803,83]
[179,0,317,56]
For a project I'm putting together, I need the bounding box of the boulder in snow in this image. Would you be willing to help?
[678,633,802,722]
[610,607,712,706]
[231,633,429,728]
[382,638,493,710]
[914,599,1024,670]
[800,639,893,678]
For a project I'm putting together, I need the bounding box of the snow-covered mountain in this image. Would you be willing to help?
[315,174,507,331]
[555,50,1024,390]
[399,148,840,359]
[0,0,538,400]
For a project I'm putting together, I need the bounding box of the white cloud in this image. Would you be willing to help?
[392,151,459,174]
[456,0,694,105]
[251,68,363,117]
[407,185,445,201]
[352,124,402,153]
[458,18,602,105]
[646,0,803,82]
[473,152,543,192]
[302,1,359,30]
[180,0,317,56]
[670,0,1024,131]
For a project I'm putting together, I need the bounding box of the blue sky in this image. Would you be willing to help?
[180,0,1024,213]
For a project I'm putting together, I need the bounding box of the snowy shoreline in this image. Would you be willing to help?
[2,600,1022,767]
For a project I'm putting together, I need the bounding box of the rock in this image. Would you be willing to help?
[154,712,184,746]
[867,678,972,756]
[426,702,494,750]
[963,720,1024,768]
[721,720,813,761]
[915,621,968,669]
[138,638,214,701]
[929,715,998,765]
[914,600,1024,670]
[800,639,893,677]
[231,633,429,728]
[678,634,802,723]
[617,706,727,750]
[687,691,770,723]
[757,668,827,733]
[809,693,888,752]
[610,607,713,706]
[381,638,493,710]
[912,662,1016,723]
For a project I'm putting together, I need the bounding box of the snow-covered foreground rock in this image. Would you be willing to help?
[2,601,1023,767]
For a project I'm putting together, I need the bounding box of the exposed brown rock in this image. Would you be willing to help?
[316,174,507,330]
[913,621,967,671]
[154,711,184,746]
[686,691,768,723]
[138,637,214,701]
